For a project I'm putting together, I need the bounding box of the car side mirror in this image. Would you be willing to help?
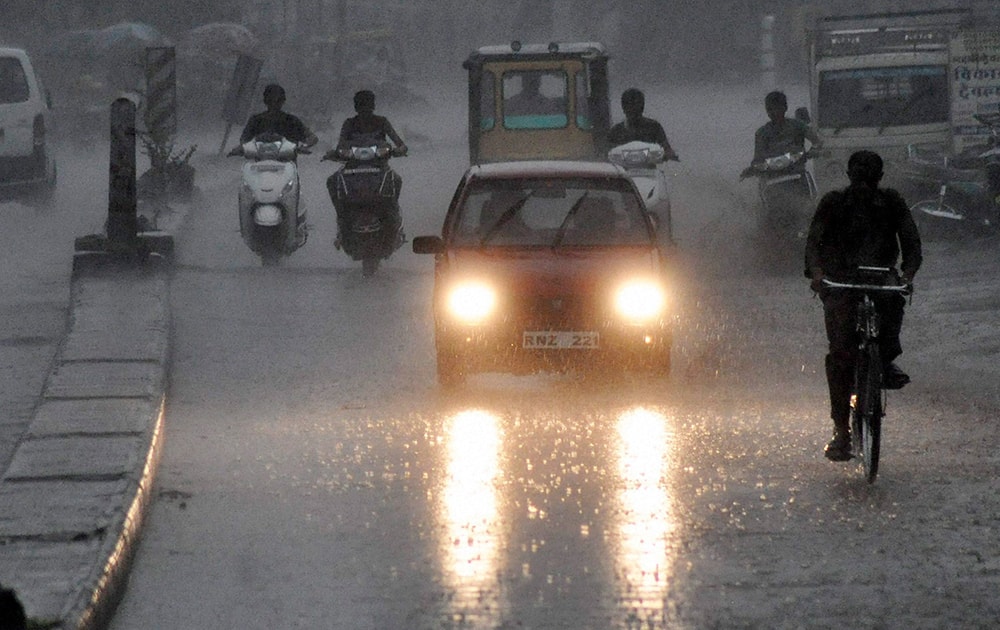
[412,235,445,254]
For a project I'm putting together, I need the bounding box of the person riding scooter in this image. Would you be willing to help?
[238,83,318,150]
[325,90,408,247]
[608,88,679,162]
[323,90,409,275]
[227,84,316,265]
[744,90,821,178]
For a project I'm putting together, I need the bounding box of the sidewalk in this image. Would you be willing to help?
[0,256,170,629]
[0,154,229,629]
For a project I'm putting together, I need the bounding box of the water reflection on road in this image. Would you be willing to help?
[613,408,675,626]
[434,396,678,627]
[440,409,506,625]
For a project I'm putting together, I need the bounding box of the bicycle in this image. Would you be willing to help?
[822,267,911,483]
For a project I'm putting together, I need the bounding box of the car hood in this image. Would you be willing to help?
[445,247,662,296]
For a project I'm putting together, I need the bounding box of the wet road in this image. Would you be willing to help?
[107,88,1000,629]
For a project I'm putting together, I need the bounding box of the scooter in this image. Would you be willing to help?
[323,140,406,276]
[607,140,673,240]
[899,113,1000,237]
[228,133,311,266]
[741,150,818,242]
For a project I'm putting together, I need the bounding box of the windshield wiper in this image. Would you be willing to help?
[551,191,590,248]
[480,191,533,244]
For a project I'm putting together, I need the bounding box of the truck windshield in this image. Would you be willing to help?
[818,65,948,130]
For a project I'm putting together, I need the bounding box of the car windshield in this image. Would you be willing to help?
[0,57,30,104]
[452,177,651,247]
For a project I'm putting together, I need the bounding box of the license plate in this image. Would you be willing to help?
[523,331,599,349]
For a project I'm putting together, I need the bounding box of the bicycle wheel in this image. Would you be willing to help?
[851,343,883,483]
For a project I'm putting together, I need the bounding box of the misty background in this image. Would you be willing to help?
[3,0,997,139]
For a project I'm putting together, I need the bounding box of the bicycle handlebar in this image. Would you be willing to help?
[821,278,911,296]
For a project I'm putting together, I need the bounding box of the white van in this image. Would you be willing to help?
[0,47,57,199]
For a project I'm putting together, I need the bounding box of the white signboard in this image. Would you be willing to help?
[950,29,1000,153]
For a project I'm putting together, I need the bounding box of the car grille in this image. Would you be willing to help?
[519,294,601,328]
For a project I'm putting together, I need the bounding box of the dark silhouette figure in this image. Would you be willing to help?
[0,584,27,630]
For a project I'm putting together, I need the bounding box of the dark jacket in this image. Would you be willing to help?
[804,184,922,281]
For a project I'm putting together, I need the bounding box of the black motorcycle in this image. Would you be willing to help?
[323,140,407,276]
[898,113,1000,238]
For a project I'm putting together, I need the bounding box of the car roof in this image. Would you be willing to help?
[467,160,628,181]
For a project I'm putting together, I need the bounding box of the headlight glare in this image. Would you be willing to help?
[447,282,496,324]
[615,280,665,322]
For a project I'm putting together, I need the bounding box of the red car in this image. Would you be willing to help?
[413,160,674,385]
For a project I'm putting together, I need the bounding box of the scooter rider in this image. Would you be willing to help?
[744,90,821,177]
[325,90,408,244]
[238,83,318,149]
[608,88,679,161]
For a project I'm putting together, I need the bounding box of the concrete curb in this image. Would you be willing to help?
[0,252,172,630]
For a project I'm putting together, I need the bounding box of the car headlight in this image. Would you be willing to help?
[446,281,497,324]
[614,280,666,322]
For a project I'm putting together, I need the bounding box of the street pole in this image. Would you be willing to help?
[761,14,777,92]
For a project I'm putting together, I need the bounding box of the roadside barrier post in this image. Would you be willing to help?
[72,98,174,272]
[106,97,139,255]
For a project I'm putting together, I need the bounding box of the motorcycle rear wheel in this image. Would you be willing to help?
[362,257,379,277]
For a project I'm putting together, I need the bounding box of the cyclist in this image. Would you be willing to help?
[804,150,922,461]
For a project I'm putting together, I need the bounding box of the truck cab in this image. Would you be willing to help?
[807,10,969,191]
[463,41,611,164]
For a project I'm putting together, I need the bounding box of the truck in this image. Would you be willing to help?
[806,9,1000,193]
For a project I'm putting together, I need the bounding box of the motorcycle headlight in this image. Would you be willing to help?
[446,281,497,324]
[614,280,666,323]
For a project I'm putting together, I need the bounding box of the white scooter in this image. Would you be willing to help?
[228,133,311,266]
[608,141,673,240]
